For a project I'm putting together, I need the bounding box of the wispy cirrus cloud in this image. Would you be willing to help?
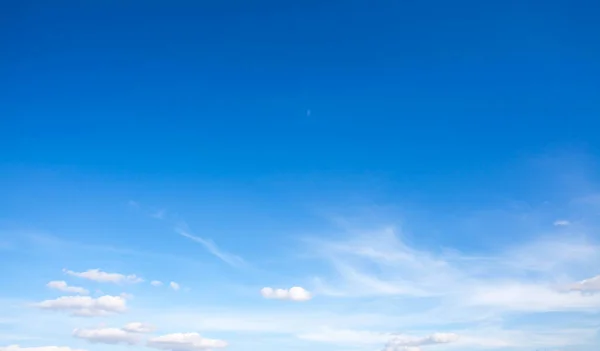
[307,223,600,317]
[175,225,245,268]
[128,202,246,269]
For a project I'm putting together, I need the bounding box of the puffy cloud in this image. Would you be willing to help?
[147,333,227,351]
[570,275,600,292]
[169,282,180,291]
[73,327,138,345]
[63,269,143,284]
[123,322,155,334]
[151,280,163,287]
[0,347,85,351]
[260,287,312,301]
[46,281,89,295]
[383,333,459,351]
[33,295,127,316]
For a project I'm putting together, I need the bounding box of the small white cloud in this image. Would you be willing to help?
[33,295,127,317]
[570,275,600,292]
[73,327,138,345]
[122,322,155,334]
[0,346,86,351]
[260,286,312,301]
[553,220,570,226]
[64,269,143,284]
[170,282,180,291]
[147,333,227,351]
[46,281,89,295]
[151,280,163,287]
[383,333,459,351]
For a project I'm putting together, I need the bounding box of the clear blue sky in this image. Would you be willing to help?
[1,1,600,351]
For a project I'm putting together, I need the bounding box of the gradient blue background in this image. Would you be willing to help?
[1,2,600,350]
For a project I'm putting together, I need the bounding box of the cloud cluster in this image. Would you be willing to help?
[34,295,127,316]
[47,281,89,295]
[63,269,143,284]
[147,333,227,351]
[260,287,312,301]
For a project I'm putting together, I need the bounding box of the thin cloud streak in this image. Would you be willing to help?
[175,226,245,268]
[132,203,246,269]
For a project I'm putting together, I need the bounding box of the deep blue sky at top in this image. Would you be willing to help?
[1,0,599,206]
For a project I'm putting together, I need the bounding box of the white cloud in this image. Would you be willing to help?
[46,281,88,295]
[309,226,600,314]
[570,275,600,292]
[175,226,245,268]
[122,322,155,334]
[73,327,138,345]
[0,346,86,351]
[63,269,143,284]
[383,333,459,351]
[33,295,127,317]
[151,281,163,287]
[147,333,227,351]
[169,282,180,291]
[260,287,312,301]
[554,220,571,226]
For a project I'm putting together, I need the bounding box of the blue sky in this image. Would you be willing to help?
[1,1,600,351]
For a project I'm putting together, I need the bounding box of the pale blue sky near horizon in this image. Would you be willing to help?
[1,1,600,351]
